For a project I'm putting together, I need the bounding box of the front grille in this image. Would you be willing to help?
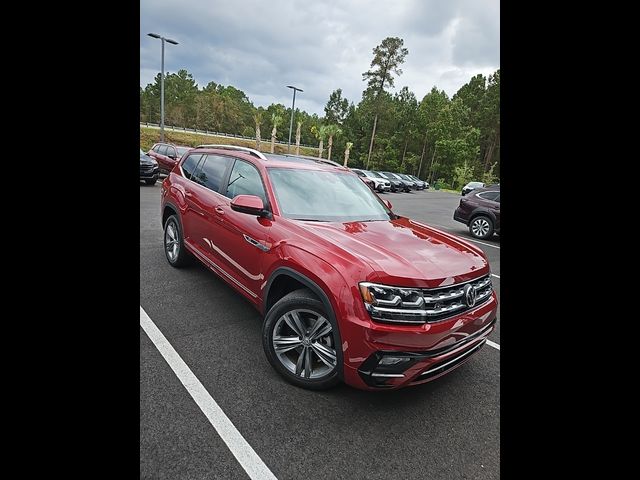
[364,275,493,324]
[140,164,155,173]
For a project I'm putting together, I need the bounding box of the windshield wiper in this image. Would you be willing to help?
[227,173,245,187]
[293,218,324,222]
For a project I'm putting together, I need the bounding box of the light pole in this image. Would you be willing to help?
[286,85,303,153]
[148,33,179,142]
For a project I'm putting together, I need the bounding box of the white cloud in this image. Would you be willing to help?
[140,0,499,115]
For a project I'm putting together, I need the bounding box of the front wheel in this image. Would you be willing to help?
[469,215,494,239]
[262,289,341,390]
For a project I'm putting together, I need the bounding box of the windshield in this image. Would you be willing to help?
[366,170,382,178]
[268,168,392,222]
[176,147,190,157]
[468,182,484,187]
[398,174,412,180]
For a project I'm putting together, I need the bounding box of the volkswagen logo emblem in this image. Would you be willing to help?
[464,284,477,307]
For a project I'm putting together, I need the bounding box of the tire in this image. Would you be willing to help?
[145,178,157,186]
[469,215,494,239]
[163,214,191,267]
[377,185,384,193]
[262,289,341,390]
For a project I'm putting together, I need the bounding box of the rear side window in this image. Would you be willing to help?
[477,191,499,201]
[181,154,203,180]
[224,160,266,203]
[194,154,232,192]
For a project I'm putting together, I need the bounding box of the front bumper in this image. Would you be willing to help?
[340,292,498,390]
[140,166,159,180]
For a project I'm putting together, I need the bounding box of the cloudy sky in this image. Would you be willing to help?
[140,0,499,116]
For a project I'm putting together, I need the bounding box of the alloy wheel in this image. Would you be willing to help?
[272,309,337,379]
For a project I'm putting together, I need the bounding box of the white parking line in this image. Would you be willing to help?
[487,340,500,350]
[465,238,500,249]
[140,306,278,480]
[491,274,500,279]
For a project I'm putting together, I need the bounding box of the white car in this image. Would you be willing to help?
[351,169,391,193]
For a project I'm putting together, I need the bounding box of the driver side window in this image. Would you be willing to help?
[224,160,266,204]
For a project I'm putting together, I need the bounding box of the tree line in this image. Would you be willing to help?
[140,37,500,188]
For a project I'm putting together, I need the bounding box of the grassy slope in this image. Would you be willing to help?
[140,127,319,156]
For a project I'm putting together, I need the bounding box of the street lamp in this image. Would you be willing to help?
[286,85,303,153]
[148,33,179,142]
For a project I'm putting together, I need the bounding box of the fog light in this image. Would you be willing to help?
[379,356,411,366]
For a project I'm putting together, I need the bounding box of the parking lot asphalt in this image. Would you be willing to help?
[140,184,500,480]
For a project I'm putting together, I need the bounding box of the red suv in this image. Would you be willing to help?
[148,143,192,174]
[161,145,498,390]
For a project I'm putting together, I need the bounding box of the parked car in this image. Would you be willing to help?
[453,187,500,239]
[379,172,411,192]
[140,148,159,185]
[461,181,485,196]
[408,175,428,189]
[161,145,498,391]
[280,154,376,190]
[351,169,391,193]
[397,173,418,190]
[148,143,192,174]
[377,171,407,192]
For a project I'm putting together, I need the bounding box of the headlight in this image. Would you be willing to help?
[359,277,493,325]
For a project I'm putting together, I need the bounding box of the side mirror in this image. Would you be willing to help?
[168,154,177,160]
[383,199,393,210]
[230,195,266,216]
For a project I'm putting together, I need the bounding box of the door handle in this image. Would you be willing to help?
[214,206,225,215]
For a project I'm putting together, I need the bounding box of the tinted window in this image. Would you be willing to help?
[477,191,499,201]
[225,160,266,203]
[181,154,203,180]
[353,170,365,177]
[194,155,232,192]
[166,146,177,158]
[494,195,500,203]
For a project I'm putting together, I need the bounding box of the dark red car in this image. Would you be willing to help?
[148,142,192,174]
[453,187,501,239]
[161,145,498,390]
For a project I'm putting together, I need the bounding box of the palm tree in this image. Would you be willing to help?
[253,111,263,150]
[270,113,282,153]
[311,125,328,158]
[295,120,303,155]
[344,142,353,167]
[324,124,342,161]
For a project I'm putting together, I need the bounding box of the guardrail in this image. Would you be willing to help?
[140,122,318,149]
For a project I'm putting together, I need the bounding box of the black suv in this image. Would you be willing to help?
[453,187,500,239]
[140,148,159,185]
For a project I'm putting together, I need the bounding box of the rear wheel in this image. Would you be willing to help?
[262,289,341,390]
[469,215,494,239]
[163,215,191,267]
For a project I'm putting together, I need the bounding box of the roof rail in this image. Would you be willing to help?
[195,144,267,160]
[282,154,344,168]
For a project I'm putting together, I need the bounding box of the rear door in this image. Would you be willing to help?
[165,145,178,171]
[186,154,234,265]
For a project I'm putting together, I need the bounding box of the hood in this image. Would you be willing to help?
[140,152,156,165]
[293,217,488,288]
